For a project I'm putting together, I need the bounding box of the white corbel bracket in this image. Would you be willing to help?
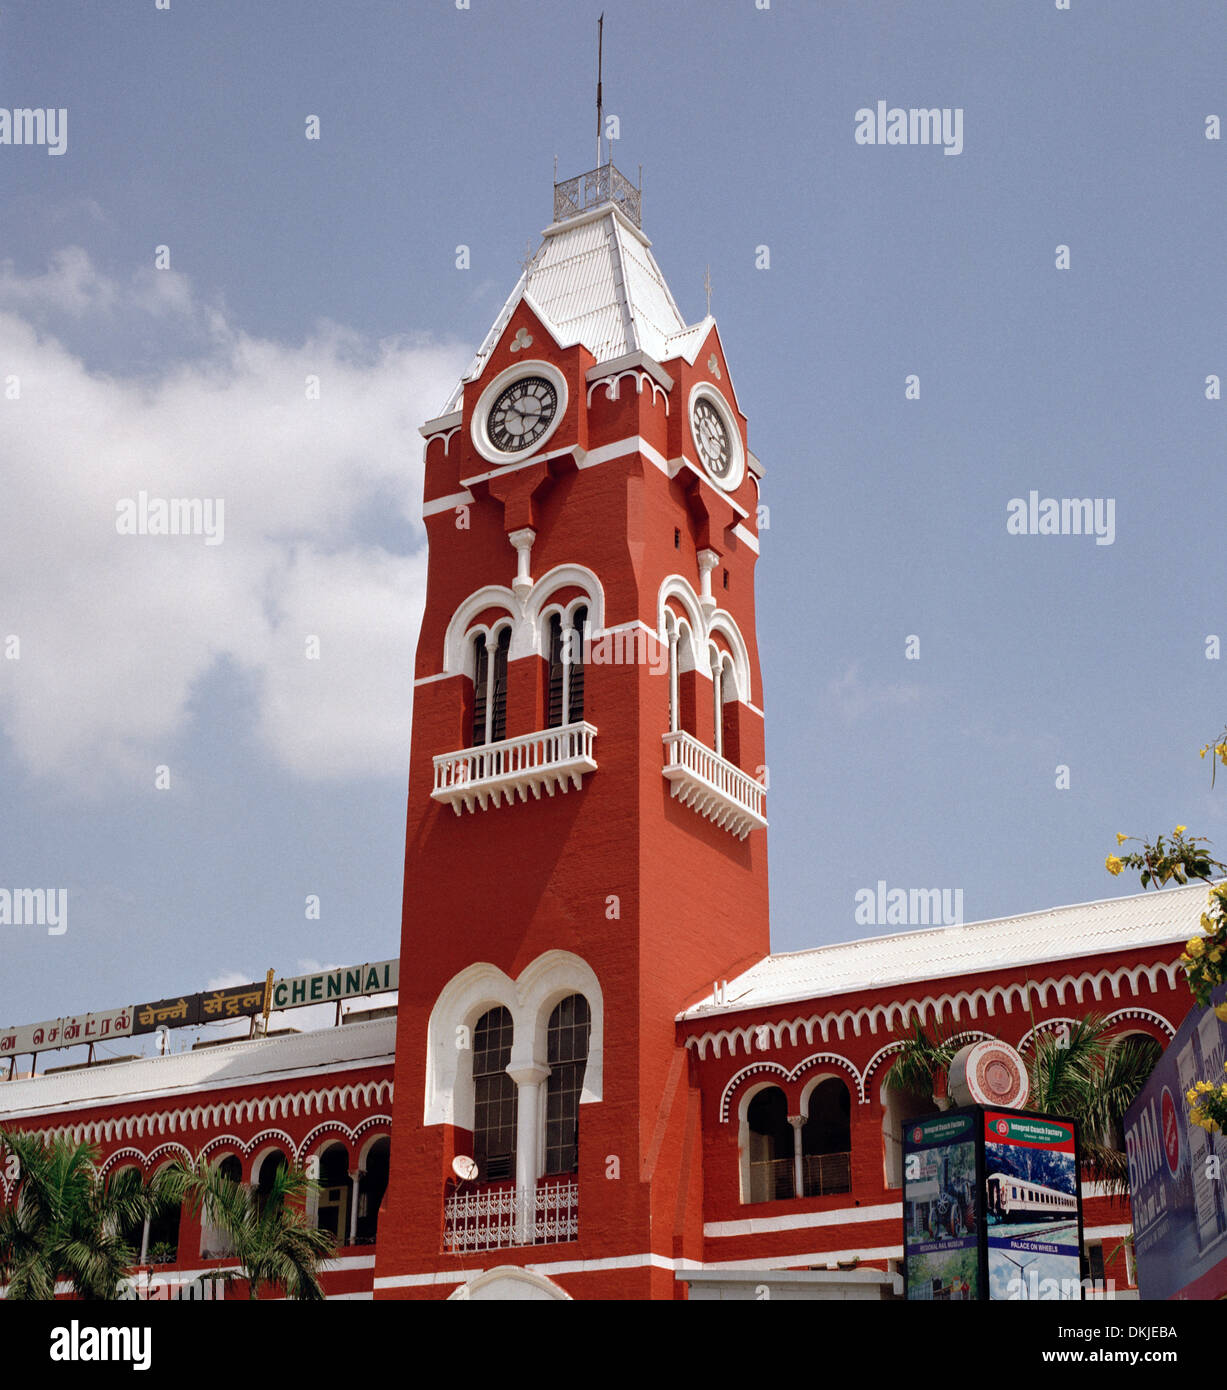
[509,527,536,600]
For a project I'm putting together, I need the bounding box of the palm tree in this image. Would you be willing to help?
[885,1015,963,1110]
[0,1129,173,1300]
[162,1153,336,1300]
[886,1014,1161,1192]
[1027,1017,1162,1192]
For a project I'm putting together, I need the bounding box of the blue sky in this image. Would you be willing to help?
[1,0,1224,1049]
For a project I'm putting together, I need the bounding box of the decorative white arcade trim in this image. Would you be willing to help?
[1015,1009,1175,1054]
[24,1080,394,1147]
[684,959,1184,1059]
[662,729,766,840]
[432,721,597,814]
[718,1053,867,1119]
[443,1179,579,1254]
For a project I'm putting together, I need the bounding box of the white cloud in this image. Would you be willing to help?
[823,664,925,722]
[0,248,470,786]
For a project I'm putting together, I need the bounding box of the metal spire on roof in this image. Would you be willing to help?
[704,265,713,316]
[596,13,604,172]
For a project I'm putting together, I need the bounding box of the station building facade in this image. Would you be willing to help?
[0,163,1205,1300]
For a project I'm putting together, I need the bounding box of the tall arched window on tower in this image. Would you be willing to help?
[718,654,740,766]
[544,994,591,1175]
[473,1006,517,1181]
[546,606,587,728]
[664,611,697,736]
[471,626,512,747]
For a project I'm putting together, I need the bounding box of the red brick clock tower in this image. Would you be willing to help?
[374,162,770,1301]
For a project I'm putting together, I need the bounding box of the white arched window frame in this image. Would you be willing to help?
[541,598,590,729]
[424,953,604,1190]
[468,619,514,747]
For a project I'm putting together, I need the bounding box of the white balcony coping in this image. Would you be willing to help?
[432,722,597,815]
[662,729,767,840]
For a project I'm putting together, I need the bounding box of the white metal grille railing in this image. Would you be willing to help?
[661,729,767,839]
[552,163,642,228]
[443,1181,579,1254]
[432,722,597,814]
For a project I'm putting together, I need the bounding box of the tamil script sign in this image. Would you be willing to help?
[0,959,400,1059]
[270,960,398,1011]
[0,1006,135,1057]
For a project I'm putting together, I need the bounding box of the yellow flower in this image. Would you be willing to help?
[1188,1088,1199,1104]
[1175,826,1186,836]
[1196,1080,1214,1093]
[1105,855,1123,876]
[1187,937,1206,959]
[1116,833,1128,845]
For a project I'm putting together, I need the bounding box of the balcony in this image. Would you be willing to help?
[432,722,597,815]
[443,1180,579,1254]
[661,730,767,840]
[749,1152,852,1203]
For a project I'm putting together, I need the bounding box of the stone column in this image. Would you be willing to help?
[348,1171,362,1246]
[508,1062,550,1244]
[788,1115,806,1200]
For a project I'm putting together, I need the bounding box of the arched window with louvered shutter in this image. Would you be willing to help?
[471,634,489,747]
[473,1006,517,1182]
[546,612,565,727]
[567,607,586,722]
[489,626,511,742]
[544,994,591,1175]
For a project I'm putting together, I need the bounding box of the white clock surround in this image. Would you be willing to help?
[687,381,744,491]
[471,360,569,466]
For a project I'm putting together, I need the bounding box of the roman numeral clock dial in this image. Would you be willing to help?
[488,376,558,453]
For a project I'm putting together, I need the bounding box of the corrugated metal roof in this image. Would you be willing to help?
[682,882,1214,1020]
[0,1018,396,1120]
[440,205,695,415]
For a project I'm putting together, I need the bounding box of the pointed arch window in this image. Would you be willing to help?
[471,626,512,747]
[546,606,587,728]
[473,1006,517,1182]
[544,994,591,1175]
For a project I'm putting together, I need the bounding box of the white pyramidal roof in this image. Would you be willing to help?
[0,1017,396,1122]
[440,199,710,417]
[682,882,1215,1020]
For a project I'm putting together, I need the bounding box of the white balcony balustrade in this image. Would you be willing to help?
[661,729,767,840]
[443,1180,579,1254]
[432,722,598,815]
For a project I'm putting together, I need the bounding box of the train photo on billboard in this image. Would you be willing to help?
[986,1172,1077,1221]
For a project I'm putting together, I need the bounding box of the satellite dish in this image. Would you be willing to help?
[452,1155,478,1182]
[949,1040,1029,1110]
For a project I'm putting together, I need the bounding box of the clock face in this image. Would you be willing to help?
[488,376,558,454]
[692,398,731,480]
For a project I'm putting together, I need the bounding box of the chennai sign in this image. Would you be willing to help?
[270,960,398,1011]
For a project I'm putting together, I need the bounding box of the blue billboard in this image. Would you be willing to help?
[1124,982,1227,1300]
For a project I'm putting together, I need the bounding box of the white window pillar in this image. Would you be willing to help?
[139,1216,151,1266]
[509,527,536,599]
[668,628,679,732]
[788,1115,805,1200]
[507,1061,550,1243]
[348,1170,362,1246]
